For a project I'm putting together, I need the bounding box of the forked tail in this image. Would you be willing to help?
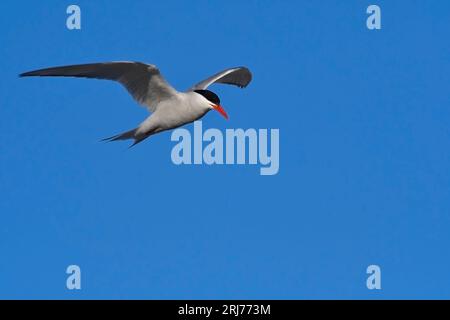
[101,128,150,148]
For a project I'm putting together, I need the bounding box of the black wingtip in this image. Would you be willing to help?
[19,71,36,77]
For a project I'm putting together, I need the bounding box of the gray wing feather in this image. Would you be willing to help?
[189,67,252,91]
[20,61,176,112]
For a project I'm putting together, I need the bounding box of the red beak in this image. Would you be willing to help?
[213,104,228,120]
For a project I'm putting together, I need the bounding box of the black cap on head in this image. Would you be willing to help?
[194,89,220,105]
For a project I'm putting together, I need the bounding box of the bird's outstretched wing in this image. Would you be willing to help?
[20,61,176,112]
[189,67,252,91]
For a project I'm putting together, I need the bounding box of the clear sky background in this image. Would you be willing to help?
[0,1,449,299]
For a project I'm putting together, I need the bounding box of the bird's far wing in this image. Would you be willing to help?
[188,67,252,91]
[20,61,176,112]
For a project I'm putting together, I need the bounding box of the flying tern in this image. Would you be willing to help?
[20,62,252,147]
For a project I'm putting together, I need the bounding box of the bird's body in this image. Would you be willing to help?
[20,62,252,147]
[128,91,211,145]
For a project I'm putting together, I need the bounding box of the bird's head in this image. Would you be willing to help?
[194,89,228,120]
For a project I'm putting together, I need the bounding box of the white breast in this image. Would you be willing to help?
[136,92,210,135]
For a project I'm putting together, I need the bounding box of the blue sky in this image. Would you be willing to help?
[0,0,449,299]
